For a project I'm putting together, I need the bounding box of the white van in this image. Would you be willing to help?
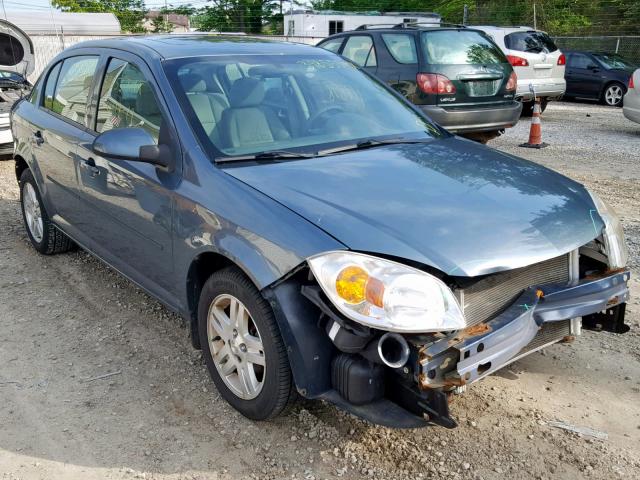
[0,19,34,157]
[475,26,565,116]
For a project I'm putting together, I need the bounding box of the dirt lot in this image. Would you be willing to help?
[1,101,639,480]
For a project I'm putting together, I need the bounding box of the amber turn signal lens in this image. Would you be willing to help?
[336,266,368,304]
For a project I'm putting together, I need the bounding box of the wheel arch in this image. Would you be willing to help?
[185,251,236,349]
[14,154,28,183]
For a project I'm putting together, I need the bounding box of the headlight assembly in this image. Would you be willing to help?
[587,190,628,268]
[307,251,465,333]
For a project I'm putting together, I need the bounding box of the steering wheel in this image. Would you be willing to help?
[307,106,347,131]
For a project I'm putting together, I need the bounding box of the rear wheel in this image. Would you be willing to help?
[602,82,625,107]
[521,98,548,117]
[198,267,294,420]
[19,169,73,255]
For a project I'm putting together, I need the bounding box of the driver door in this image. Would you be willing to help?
[75,51,181,299]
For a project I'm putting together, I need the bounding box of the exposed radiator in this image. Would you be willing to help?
[517,320,572,357]
[458,254,571,326]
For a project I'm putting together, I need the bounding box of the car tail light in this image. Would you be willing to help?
[506,71,517,91]
[557,54,566,66]
[506,55,529,67]
[416,73,456,95]
[629,75,635,89]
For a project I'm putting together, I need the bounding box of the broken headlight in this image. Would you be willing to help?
[587,190,628,268]
[307,251,465,333]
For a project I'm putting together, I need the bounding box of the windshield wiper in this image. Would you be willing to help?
[215,150,317,164]
[318,137,432,156]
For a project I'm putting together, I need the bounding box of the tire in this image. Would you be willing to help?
[521,98,548,117]
[602,82,625,107]
[19,169,74,255]
[198,266,293,420]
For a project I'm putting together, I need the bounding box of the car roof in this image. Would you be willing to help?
[65,35,327,60]
[329,24,481,35]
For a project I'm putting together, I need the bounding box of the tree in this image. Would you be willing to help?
[194,0,280,34]
[52,0,146,33]
[152,14,174,33]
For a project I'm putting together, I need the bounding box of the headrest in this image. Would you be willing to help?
[229,77,265,108]
[179,73,207,93]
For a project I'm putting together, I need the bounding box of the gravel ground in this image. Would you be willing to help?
[0,101,639,480]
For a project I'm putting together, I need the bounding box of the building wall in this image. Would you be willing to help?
[284,13,439,38]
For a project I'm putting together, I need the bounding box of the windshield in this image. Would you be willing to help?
[593,53,634,70]
[164,54,442,158]
[421,30,506,65]
[504,31,558,53]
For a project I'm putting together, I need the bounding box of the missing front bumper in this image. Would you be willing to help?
[419,269,630,389]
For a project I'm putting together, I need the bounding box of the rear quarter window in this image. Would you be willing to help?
[421,30,506,65]
[504,31,558,53]
[319,37,344,53]
[382,34,418,64]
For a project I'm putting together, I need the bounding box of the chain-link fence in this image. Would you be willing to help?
[553,36,640,65]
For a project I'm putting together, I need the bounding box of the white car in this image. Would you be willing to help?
[475,26,566,116]
[623,69,640,124]
[0,19,34,157]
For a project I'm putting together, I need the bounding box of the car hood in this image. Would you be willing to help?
[0,20,34,77]
[224,137,603,277]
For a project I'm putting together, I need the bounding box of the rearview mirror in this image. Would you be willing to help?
[92,127,174,171]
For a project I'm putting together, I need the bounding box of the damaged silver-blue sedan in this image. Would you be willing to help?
[12,36,630,428]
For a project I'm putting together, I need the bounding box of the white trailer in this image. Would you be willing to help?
[284,10,440,39]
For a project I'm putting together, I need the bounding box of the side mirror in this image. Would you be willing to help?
[92,127,174,171]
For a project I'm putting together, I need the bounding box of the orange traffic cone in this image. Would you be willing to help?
[519,97,548,149]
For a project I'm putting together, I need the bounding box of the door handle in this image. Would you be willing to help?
[80,157,100,177]
[32,131,44,146]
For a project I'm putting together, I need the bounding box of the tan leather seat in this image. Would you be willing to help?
[218,77,290,150]
[179,73,229,143]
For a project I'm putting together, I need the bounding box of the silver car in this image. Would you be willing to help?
[623,69,640,124]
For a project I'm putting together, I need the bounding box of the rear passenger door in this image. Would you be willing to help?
[375,33,419,98]
[74,51,181,299]
[28,54,99,232]
[566,53,601,98]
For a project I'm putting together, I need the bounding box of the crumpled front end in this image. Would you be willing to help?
[300,241,630,429]
[418,268,630,393]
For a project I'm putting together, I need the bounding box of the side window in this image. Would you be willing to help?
[569,54,591,69]
[382,34,418,64]
[342,36,377,68]
[53,56,99,124]
[28,76,44,105]
[319,37,344,54]
[43,62,62,110]
[329,21,344,36]
[96,58,163,144]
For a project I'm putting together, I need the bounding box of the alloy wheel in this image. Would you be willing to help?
[207,294,266,400]
[605,85,623,106]
[22,182,43,243]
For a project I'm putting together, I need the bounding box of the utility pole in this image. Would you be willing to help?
[533,3,537,30]
[462,4,468,26]
[164,0,169,32]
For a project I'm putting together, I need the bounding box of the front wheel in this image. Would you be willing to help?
[603,83,625,107]
[198,267,294,420]
[19,169,74,255]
